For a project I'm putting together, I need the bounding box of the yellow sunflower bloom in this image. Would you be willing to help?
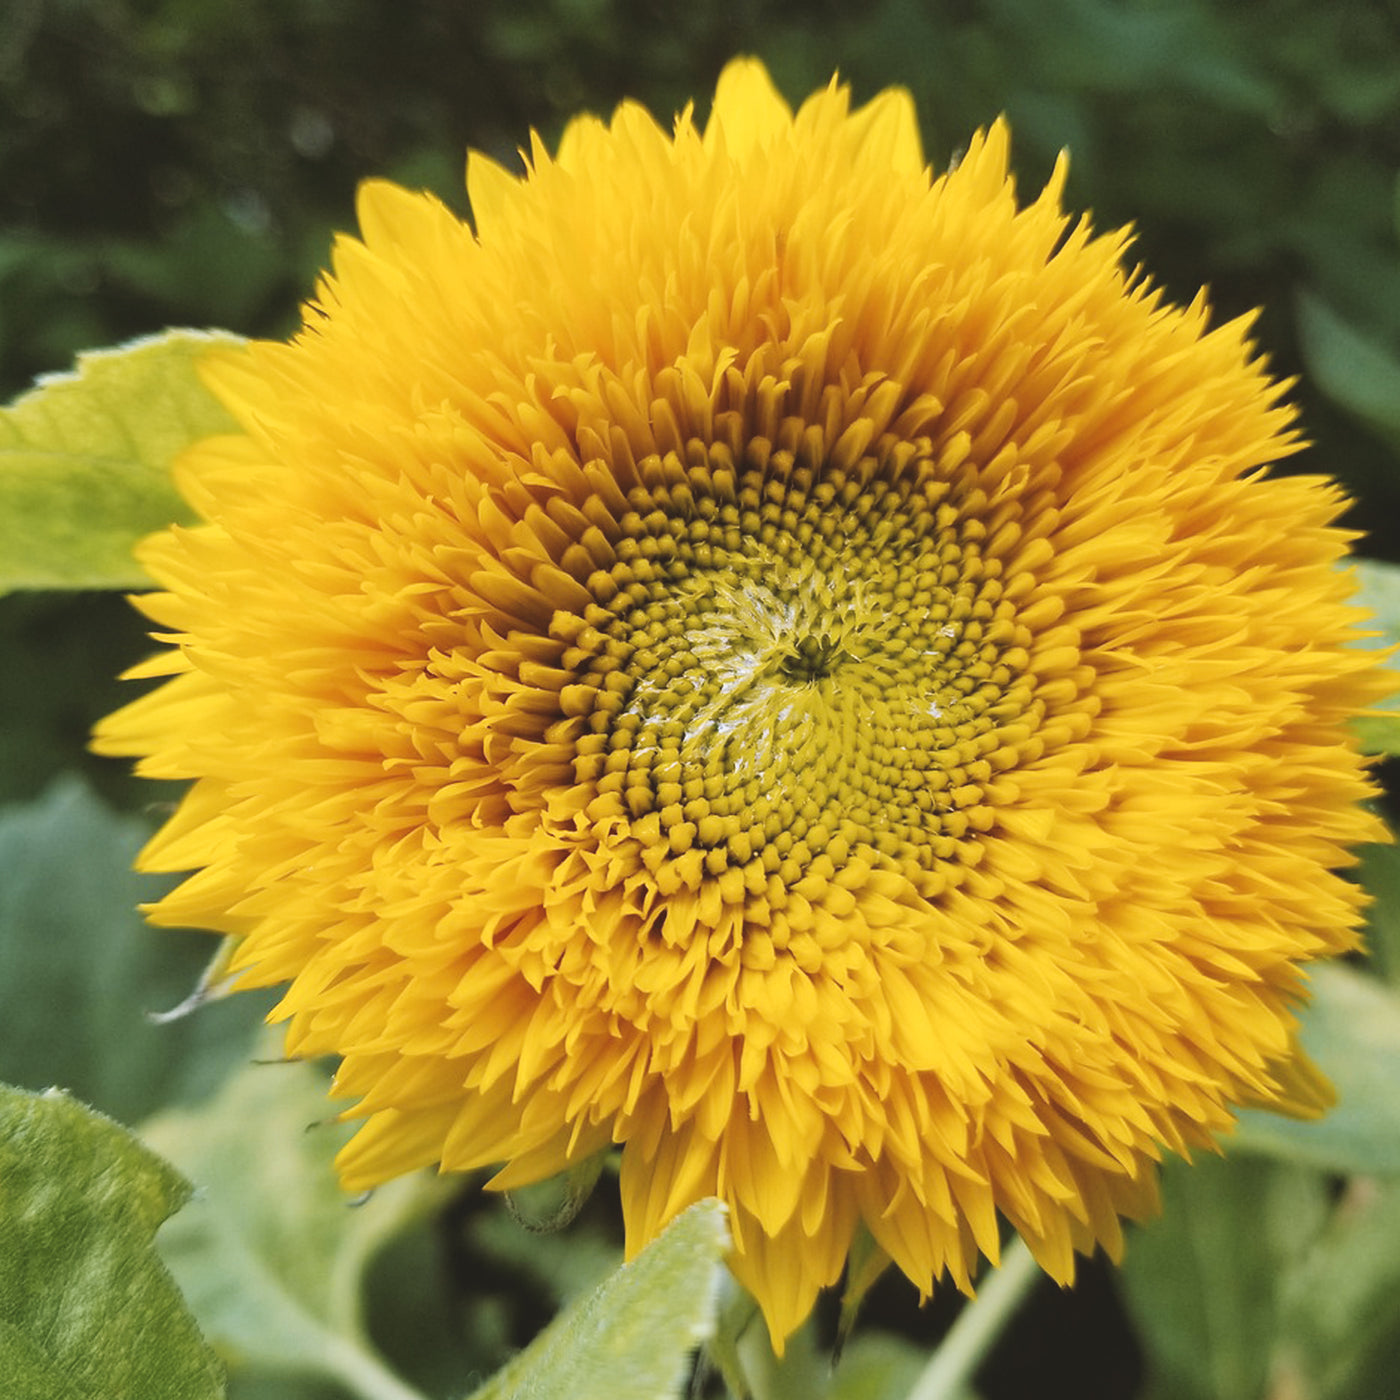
[96,60,1389,1344]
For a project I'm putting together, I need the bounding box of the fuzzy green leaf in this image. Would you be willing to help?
[465,1198,730,1400]
[140,1042,441,1400]
[0,1083,223,1399]
[0,1322,79,1398]
[0,329,240,590]
[1230,963,1400,1175]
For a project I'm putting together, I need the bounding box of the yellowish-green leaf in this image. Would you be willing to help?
[465,1198,729,1400]
[0,329,241,590]
[0,1083,223,1399]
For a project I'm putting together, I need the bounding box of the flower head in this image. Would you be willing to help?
[96,61,1388,1343]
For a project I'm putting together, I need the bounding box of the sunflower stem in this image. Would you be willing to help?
[905,1237,1041,1400]
[320,1334,431,1400]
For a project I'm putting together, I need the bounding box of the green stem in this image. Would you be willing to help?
[320,1334,432,1400]
[905,1236,1041,1400]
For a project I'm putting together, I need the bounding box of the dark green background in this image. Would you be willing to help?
[5,0,1400,518]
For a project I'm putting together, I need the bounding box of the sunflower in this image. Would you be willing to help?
[95,60,1389,1344]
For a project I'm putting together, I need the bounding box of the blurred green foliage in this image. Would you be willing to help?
[4,0,1400,533]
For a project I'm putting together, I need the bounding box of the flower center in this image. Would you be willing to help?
[778,633,849,682]
[558,434,1038,898]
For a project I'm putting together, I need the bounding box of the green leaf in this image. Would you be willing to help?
[1349,558,1400,756]
[1354,560,1400,632]
[732,1315,831,1400]
[703,1275,763,1400]
[1358,840,1400,990]
[1296,292,1400,444]
[1275,1178,1400,1400]
[1230,963,1400,1175]
[0,776,269,1125]
[1118,1154,1330,1400]
[465,1198,730,1400]
[0,1323,80,1399]
[0,1083,223,1399]
[825,1333,929,1400]
[835,1223,892,1357]
[140,1041,442,1400]
[0,328,241,590]
[224,1377,350,1400]
[383,1172,624,1396]
[698,1240,918,1400]
[727,1312,931,1400]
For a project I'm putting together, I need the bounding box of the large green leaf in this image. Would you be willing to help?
[1124,1152,1400,1400]
[1275,1177,1400,1400]
[0,776,268,1125]
[141,1041,443,1400]
[1296,292,1400,444]
[465,1198,730,1400]
[0,1083,223,1399]
[0,328,240,590]
[1118,1154,1330,1400]
[1230,962,1400,1175]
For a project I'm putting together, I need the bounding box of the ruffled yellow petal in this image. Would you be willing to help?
[95,57,1390,1352]
[705,56,793,156]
